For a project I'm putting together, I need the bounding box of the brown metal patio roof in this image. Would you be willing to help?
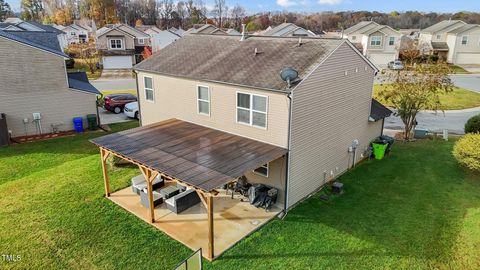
[90,119,287,192]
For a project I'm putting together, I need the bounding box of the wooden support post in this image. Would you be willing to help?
[100,148,111,197]
[139,166,159,223]
[196,190,208,209]
[207,194,214,260]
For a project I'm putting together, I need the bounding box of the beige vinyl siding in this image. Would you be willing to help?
[137,72,290,148]
[0,37,97,137]
[287,42,383,208]
[243,156,287,207]
[97,29,135,50]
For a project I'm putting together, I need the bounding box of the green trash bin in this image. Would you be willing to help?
[372,143,388,160]
[87,114,98,130]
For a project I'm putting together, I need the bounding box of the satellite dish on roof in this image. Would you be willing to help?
[280,67,298,88]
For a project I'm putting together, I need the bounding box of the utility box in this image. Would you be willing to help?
[0,113,9,147]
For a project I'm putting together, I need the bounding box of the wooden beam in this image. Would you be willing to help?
[207,194,214,260]
[139,166,156,223]
[196,190,208,209]
[100,148,111,197]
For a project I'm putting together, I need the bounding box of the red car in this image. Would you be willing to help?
[103,94,138,114]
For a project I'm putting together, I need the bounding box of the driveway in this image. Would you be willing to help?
[98,107,132,125]
[458,64,480,73]
[91,79,136,91]
[384,107,480,134]
[450,74,480,93]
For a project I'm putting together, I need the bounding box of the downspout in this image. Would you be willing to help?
[134,70,143,127]
[281,90,294,219]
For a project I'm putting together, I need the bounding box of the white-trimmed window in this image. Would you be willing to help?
[236,92,268,129]
[110,39,123,49]
[197,86,210,116]
[138,38,145,45]
[144,76,154,102]
[462,36,468,45]
[370,36,382,46]
[436,34,441,40]
[351,36,356,41]
[253,163,269,177]
[389,36,395,46]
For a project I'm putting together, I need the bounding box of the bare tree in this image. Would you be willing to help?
[211,0,227,27]
[230,4,245,30]
[176,1,187,28]
[157,0,173,28]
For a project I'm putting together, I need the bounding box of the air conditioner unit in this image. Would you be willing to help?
[33,113,41,120]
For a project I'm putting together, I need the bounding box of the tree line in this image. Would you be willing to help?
[13,0,480,32]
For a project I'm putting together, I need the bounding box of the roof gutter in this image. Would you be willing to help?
[281,89,294,218]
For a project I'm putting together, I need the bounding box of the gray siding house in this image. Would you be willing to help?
[133,34,391,209]
[0,30,100,139]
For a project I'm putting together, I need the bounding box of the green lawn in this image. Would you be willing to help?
[374,84,480,110]
[449,65,471,74]
[1,123,479,269]
[68,58,102,80]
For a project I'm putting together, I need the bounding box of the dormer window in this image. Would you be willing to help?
[110,39,123,49]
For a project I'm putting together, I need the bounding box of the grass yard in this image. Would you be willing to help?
[449,65,471,74]
[68,58,102,80]
[374,84,480,110]
[1,123,479,269]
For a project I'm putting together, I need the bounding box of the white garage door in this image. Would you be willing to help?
[368,53,396,68]
[103,56,133,69]
[455,53,480,65]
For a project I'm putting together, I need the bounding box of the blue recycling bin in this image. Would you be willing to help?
[73,117,84,133]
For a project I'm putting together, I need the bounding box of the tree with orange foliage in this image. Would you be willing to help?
[135,19,144,26]
[141,46,152,60]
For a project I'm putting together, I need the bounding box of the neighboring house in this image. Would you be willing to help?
[418,20,467,60]
[184,24,227,35]
[259,23,317,37]
[344,21,401,67]
[446,24,480,64]
[62,24,89,44]
[96,24,151,69]
[151,29,181,53]
[0,29,100,138]
[133,34,391,210]
[135,25,162,36]
[73,19,97,39]
[0,18,68,50]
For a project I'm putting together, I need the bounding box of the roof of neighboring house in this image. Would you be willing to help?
[99,24,149,38]
[370,99,392,121]
[0,23,24,31]
[73,19,96,32]
[352,42,363,51]
[431,42,449,51]
[0,30,68,58]
[97,25,136,38]
[136,25,162,34]
[28,22,65,34]
[344,21,379,35]
[185,24,224,35]
[362,25,401,36]
[226,28,241,35]
[65,24,88,32]
[421,20,466,34]
[261,23,316,37]
[447,24,480,34]
[135,34,347,92]
[90,119,288,192]
[67,72,101,95]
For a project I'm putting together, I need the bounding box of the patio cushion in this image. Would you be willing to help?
[131,174,165,195]
[165,189,200,214]
[140,189,163,208]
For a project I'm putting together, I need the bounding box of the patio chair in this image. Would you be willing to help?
[131,174,165,195]
[165,189,201,214]
[140,188,163,208]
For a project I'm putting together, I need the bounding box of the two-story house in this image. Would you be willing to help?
[96,24,151,69]
[418,20,467,61]
[90,34,391,260]
[446,24,480,64]
[60,24,89,44]
[0,29,99,139]
[344,21,401,68]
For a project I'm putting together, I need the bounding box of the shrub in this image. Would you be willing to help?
[465,114,480,133]
[453,133,480,172]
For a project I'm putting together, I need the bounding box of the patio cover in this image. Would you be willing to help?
[90,119,287,192]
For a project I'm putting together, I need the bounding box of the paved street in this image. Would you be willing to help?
[91,79,136,91]
[384,107,480,134]
[98,107,134,125]
[450,74,480,93]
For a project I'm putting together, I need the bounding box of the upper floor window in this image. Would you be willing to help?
[389,37,395,46]
[351,36,356,41]
[236,92,268,129]
[370,36,381,46]
[138,38,145,45]
[253,163,269,177]
[144,76,154,102]
[110,39,123,49]
[436,34,441,39]
[197,86,210,116]
[462,36,468,45]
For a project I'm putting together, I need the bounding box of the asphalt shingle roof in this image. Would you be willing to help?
[447,24,480,34]
[370,99,392,121]
[134,34,344,91]
[28,21,65,34]
[421,20,466,34]
[67,72,101,95]
[431,42,449,51]
[0,29,68,58]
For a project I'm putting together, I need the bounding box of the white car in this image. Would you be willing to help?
[388,60,404,70]
[124,102,139,119]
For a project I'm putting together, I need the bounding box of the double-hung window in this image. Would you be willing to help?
[462,36,468,45]
[197,86,210,115]
[237,92,268,129]
[389,37,395,46]
[110,39,122,49]
[370,36,381,46]
[144,76,154,102]
[138,38,145,45]
[253,163,269,177]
